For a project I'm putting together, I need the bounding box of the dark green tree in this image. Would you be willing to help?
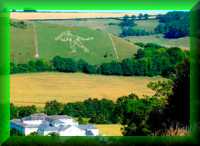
[10,103,18,119]
[144,14,149,20]
[44,100,63,115]
[17,105,37,118]
[131,15,136,20]
[134,49,145,59]
[121,58,135,76]
[138,13,143,20]
[77,59,88,72]
[166,58,190,126]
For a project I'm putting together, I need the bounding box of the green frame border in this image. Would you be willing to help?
[0,0,199,145]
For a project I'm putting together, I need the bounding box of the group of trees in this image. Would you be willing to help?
[120,14,152,37]
[121,28,154,37]
[99,44,186,77]
[43,99,116,124]
[120,15,137,37]
[106,58,189,136]
[138,13,149,20]
[11,60,52,74]
[10,104,37,119]
[120,11,189,38]
[52,57,97,74]
[10,20,28,29]
[10,93,165,126]
[155,11,189,38]
[11,43,188,78]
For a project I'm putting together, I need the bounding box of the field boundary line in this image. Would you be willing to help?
[33,23,39,58]
[108,33,119,60]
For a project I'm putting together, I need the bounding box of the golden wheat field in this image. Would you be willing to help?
[10,72,164,106]
[96,124,123,136]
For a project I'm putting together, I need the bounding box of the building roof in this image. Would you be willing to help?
[46,115,72,122]
[11,114,73,128]
[11,113,99,136]
[78,124,96,130]
[22,113,47,121]
[58,125,72,132]
[11,119,43,128]
[39,125,58,132]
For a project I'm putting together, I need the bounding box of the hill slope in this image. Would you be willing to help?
[11,20,138,65]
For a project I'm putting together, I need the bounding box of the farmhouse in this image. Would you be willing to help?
[11,113,99,136]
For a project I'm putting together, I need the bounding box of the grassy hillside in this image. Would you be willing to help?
[11,18,189,65]
[40,18,122,35]
[41,19,159,35]
[125,34,189,50]
[11,20,138,65]
[11,72,164,107]
[11,22,36,64]
[134,19,159,32]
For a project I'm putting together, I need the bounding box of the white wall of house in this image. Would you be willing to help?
[43,130,58,136]
[22,120,43,125]
[24,127,38,135]
[89,129,99,136]
[59,126,86,136]
[38,129,58,136]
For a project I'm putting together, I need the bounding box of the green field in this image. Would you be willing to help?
[125,34,190,50]
[36,18,189,49]
[11,72,164,106]
[11,20,138,64]
[134,19,159,32]
[40,19,159,35]
[11,18,189,65]
[38,18,122,35]
[11,22,36,63]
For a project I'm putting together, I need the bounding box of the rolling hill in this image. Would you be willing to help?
[34,18,189,49]
[11,20,138,65]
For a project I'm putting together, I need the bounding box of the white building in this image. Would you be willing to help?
[11,113,99,136]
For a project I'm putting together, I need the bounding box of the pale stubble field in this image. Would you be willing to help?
[10,72,164,107]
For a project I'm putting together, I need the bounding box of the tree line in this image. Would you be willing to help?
[10,58,190,136]
[155,11,189,38]
[10,20,28,29]
[10,91,168,131]
[11,43,188,78]
[120,11,189,38]
[119,14,154,37]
